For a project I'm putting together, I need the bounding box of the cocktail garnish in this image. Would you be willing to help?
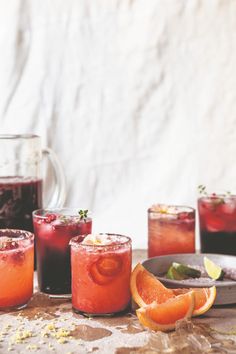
[198,185,232,201]
[0,237,18,250]
[198,185,207,195]
[78,209,88,222]
[166,263,201,280]
[204,257,225,280]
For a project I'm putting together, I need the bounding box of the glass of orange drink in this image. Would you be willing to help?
[0,229,34,310]
[148,204,195,257]
[70,233,132,316]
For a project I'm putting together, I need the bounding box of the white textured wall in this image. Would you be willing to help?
[1,0,236,248]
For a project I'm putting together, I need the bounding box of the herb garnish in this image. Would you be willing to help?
[78,209,88,222]
[198,185,207,195]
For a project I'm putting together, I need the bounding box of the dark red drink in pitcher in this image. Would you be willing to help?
[0,177,42,231]
[0,135,66,267]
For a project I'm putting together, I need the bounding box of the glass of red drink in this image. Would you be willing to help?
[70,233,132,316]
[0,229,34,310]
[148,204,195,258]
[198,194,236,255]
[33,208,92,297]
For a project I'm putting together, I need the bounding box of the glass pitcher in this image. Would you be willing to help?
[0,134,66,232]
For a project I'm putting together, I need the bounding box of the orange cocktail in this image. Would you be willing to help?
[148,205,195,257]
[0,229,34,310]
[70,233,132,316]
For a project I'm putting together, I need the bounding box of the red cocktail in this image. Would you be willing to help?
[33,209,92,296]
[148,204,195,257]
[198,194,236,255]
[70,233,132,316]
[0,229,34,310]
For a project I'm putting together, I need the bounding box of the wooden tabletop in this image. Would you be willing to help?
[0,250,236,354]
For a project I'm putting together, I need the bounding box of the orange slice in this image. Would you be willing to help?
[137,291,195,332]
[173,286,216,316]
[89,255,122,285]
[130,263,175,307]
[97,255,122,276]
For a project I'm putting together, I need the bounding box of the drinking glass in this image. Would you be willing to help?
[198,194,236,255]
[0,229,34,310]
[70,233,132,316]
[33,208,92,297]
[148,204,195,257]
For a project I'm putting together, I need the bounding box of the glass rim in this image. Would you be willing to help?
[198,194,236,201]
[0,134,40,140]
[69,233,132,249]
[33,208,92,219]
[148,204,195,215]
[0,229,34,243]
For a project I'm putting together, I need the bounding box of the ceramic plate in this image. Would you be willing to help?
[142,253,236,305]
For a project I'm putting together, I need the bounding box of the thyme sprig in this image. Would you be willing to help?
[198,185,207,195]
[78,209,88,222]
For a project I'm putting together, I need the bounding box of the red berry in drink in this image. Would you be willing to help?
[45,213,57,223]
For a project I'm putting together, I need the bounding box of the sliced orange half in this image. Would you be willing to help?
[173,286,216,316]
[130,263,175,307]
[137,291,195,332]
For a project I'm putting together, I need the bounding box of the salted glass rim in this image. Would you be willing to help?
[33,208,92,219]
[69,233,132,249]
[0,229,34,249]
[148,204,195,215]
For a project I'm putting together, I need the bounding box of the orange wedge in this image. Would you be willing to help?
[173,286,216,316]
[130,263,174,307]
[137,291,195,332]
[130,263,216,317]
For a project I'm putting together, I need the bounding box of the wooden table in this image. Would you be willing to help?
[0,250,236,353]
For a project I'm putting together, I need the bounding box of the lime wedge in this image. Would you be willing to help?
[204,257,224,280]
[166,266,188,280]
[172,262,201,278]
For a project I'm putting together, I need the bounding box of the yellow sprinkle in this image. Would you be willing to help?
[55,328,70,339]
[57,337,67,344]
[45,323,56,331]
[41,329,50,338]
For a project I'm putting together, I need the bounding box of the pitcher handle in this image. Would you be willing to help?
[42,148,66,208]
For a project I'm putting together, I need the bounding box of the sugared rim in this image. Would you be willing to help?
[148,204,195,215]
[0,134,40,140]
[69,233,132,249]
[0,229,34,245]
[33,208,92,218]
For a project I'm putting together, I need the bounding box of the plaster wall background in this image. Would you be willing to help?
[1,0,236,248]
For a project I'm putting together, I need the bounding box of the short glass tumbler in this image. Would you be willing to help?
[0,229,34,310]
[70,233,132,316]
[33,208,92,297]
[198,194,236,255]
[148,204,195,257]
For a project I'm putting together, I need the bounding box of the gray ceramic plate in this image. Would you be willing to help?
[142,253,236,305]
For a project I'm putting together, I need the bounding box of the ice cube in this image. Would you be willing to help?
[186,333,211,352]
[148,331,173,352]
[175,318,194,334]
